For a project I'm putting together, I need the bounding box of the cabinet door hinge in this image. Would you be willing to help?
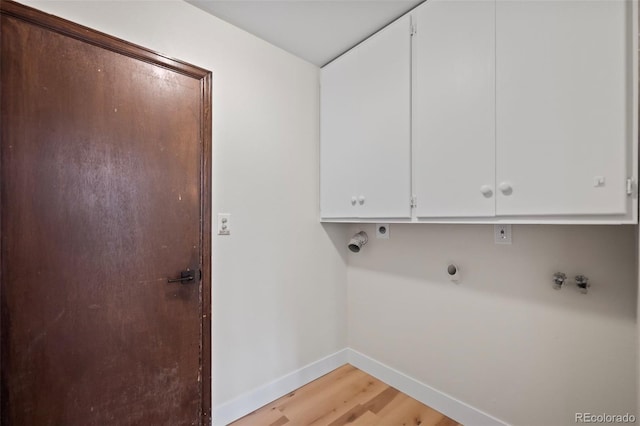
[410,195,417,208]
[410,23,417,36]
[626,178,636,196]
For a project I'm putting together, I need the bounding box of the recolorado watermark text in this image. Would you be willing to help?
[576,413,636,423]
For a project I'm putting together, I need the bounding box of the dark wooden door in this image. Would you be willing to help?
[0,2,212,425]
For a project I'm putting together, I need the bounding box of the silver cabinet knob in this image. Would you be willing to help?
[480,185,493,198]
[498,182,513,195]
[358,195,365,205]
[351,196,357,206]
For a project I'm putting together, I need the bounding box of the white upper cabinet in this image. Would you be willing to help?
[496,0,632,216]
[320,0,636,223]
[320,15,412,219]
[413,0,496,218]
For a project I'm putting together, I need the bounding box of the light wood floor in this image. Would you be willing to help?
[230,365,462,426]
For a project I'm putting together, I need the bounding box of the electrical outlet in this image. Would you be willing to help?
[376,224,389,239]
[494,224,512,244]
[217,213,230,235]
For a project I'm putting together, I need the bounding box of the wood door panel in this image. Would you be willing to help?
[1,5,210,425]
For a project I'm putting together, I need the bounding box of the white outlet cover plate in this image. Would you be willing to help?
[494,224,512,244]
[376,223,390,239]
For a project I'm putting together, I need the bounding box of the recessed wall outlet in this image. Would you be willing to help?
[217,213,230,235]
[376,224,390,239]
[494,224,512,244]
[447,263,460,283]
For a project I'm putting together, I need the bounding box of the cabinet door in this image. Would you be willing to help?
[320,54,360,218]
[413,0,496,218]
[320,15,411,219]
[496,0,630,216]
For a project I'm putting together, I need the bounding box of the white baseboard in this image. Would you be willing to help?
[212,349,349,426]
[213,347,508,426]
[347,349,509,426]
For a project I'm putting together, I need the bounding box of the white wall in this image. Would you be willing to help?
[348,223,637,426]
[18,0,348,412]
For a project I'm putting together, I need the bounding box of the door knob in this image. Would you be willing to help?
[168,269,195,283]
[480,185,493,198]
[498,182,513,195]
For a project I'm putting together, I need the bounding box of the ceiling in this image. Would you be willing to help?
[186,0,424,66]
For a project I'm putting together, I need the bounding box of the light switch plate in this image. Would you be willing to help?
[217,213,230,235]
[494,224,512,244]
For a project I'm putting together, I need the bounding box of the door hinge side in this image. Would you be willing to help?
[626,178,636,196]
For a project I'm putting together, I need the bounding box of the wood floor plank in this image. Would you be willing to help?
[326,404,368,426]
[375,396,445,426]
[229,365,462,426]
[235,364,358,426]
[280,369,373,423]
[308,375,389,425]
[435,417,462,426]
[326,381,401,426]
[348,411,380,426]
[372,390,409,419]
[271,365,359,413]
[270,415,290,426]
[230,365,361,426]
[362,386,400,414]
[229,403,287,426]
